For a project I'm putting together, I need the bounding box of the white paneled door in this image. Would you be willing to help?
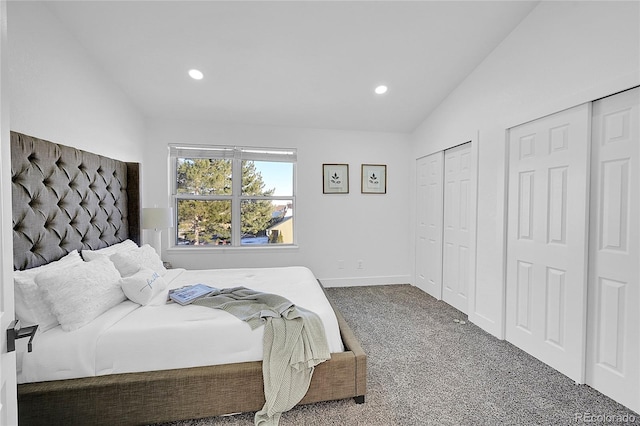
[415,152,444,298]
[586,88,639,413]
[506,103,591,383]
[442,143,472,313]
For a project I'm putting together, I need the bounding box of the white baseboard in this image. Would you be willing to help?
[319,275,411,288]
[412,282,441,300]
[469,311,502,340]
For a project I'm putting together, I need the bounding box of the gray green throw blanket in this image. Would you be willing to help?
[193,287,331,426]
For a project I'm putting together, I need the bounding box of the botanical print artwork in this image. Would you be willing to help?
[361,164,386,194]
[366,171,380,189]
[323,164,349,193]
[330,169,345,188]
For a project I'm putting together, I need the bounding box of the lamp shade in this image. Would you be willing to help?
[142,207,173,230]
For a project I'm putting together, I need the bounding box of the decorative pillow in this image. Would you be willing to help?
[81,239,138,261]
[35,256,126,332]
[120,267,168,306]
[110,244,167,277]
[14,250,84,331]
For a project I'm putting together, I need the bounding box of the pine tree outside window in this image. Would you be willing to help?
[170,145,296,247]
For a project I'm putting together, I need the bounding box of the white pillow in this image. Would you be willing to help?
[110,244,167,277]
[120,267,168,306]
[81,239,138,261]
[35,256,126,331]
[14,250,84,331]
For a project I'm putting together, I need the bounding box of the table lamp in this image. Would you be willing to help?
[142,207,173,257]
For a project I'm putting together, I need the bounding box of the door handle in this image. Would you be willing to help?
[6,320,38,353]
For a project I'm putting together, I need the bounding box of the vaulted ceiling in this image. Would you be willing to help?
[47,1,539,133]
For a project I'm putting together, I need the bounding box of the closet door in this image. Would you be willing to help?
[506,103,591,383]
[587,87,639,413]
[442,143,472,313]
[415,153,444,298]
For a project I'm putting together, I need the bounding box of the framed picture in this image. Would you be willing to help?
[322,164,349,194]
[361,164,387,194]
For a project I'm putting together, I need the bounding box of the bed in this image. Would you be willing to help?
[11,131,366,425]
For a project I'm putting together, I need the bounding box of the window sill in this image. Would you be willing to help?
[166,244,299,254]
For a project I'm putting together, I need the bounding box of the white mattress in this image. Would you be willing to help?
[17,266,344,384]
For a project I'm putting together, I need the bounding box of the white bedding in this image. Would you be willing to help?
[17,266,344,384]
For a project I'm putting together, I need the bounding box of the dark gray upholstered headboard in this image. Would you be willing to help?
[11,132,140,271]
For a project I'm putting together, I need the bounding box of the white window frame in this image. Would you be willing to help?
[169,144,297,248]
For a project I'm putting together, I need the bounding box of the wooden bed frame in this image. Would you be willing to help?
[11,132,366,425]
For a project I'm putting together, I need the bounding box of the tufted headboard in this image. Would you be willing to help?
[11,131,140,271]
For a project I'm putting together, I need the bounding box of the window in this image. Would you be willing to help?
[170,145,296,247]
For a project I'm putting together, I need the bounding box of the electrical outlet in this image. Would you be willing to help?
[338,260,344,269]
[357,259,364,269]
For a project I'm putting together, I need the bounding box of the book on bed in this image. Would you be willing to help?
[168,284,218,305]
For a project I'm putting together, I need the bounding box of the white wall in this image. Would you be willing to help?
[145,119,412,286]
[410,1,640,337]
[9,0,638,305]
[7,1,145,162]
[6,0,413,288]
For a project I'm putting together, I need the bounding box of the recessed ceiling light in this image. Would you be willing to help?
[188,69,204,80]
[374,85,388,95]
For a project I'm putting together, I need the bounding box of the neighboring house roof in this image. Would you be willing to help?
[267,216,293,230]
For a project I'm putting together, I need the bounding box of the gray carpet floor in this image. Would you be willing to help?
[160,284,638,426]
